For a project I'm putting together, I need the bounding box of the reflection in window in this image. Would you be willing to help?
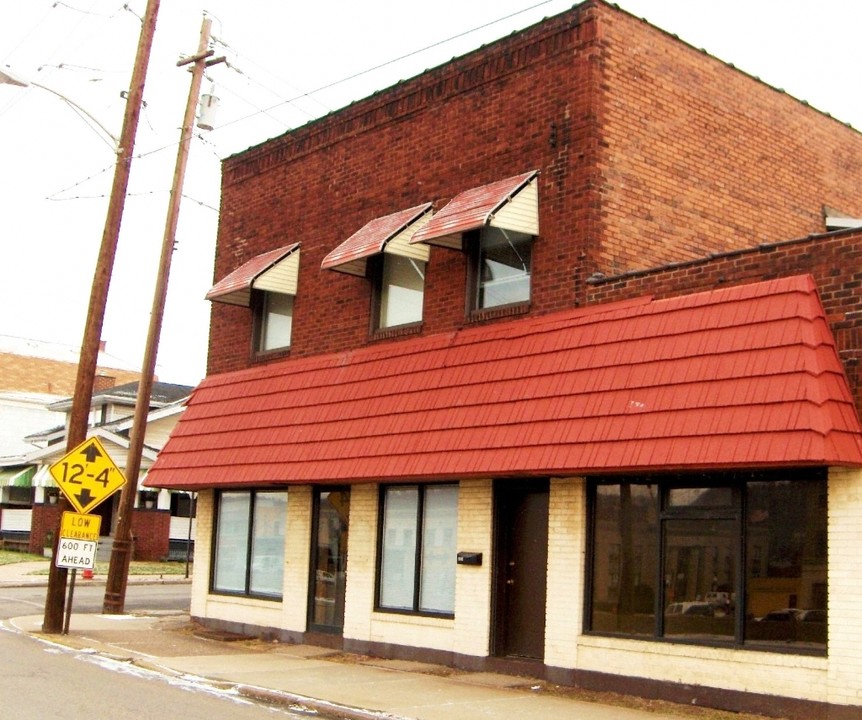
[378,484,458,615]
[664,519,735,641]
[212,490,287,599]
[474,228,532,310]
[744,481,827,648]
[590,484,658,636]
[376,254,425,329]
[587,472,827,653]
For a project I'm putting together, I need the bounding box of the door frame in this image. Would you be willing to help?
[307,486,351,635]
[491,478,550,659]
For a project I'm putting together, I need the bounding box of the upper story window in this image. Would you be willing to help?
[322,203,432,333]
[255,291,294,351]
[205,243,300,355]
[470,227,532,310]
[410,171,538,317]
[372,253,426,328]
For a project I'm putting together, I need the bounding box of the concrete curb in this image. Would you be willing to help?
[237,685,409,720]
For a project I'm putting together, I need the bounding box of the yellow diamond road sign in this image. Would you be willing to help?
[49,437,127,514]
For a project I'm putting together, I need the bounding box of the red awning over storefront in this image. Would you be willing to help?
[147,275,862,490]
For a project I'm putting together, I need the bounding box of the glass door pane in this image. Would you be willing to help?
[310,489,350,632]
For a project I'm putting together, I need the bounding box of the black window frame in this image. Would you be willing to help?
[374,483,458,619]
[251,289,294,355]
[210,489,287,601]
[368,253,426,333]
[465,227,533,317]
[584,469,828,657]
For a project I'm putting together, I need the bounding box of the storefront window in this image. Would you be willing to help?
[212,490,287,599]
[378,484,458,616]
[587,472,826,653]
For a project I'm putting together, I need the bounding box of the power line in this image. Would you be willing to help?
[211,0,558,134]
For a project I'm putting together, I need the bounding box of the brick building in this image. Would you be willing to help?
[147,2,862,717]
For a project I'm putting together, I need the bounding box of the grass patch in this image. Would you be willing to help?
[0,550,45,565]
[0,549,190,576]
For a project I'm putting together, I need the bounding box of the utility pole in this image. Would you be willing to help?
[103,16,223,614]
[42,0,160,634]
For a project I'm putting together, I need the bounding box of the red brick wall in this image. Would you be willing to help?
[595,8,862,275]
[209,5,602,375]
[207,1,862,376]
[29,503,62,555]
[131,510,170,561]
[585,227,862,413]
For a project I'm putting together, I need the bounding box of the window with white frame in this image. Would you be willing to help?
[377,484,458,616]
[212,490,287,599]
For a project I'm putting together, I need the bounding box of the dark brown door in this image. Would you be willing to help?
[493,480,549,659]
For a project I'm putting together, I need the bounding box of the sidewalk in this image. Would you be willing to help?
[2,561,750,720]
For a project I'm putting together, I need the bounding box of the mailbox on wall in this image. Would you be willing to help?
[456,551,483,566]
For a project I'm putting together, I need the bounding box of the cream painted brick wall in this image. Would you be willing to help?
[193,488,310,634]
[828,467,862,707]
[343,483,377,642]
[190,490,213,618]
[545,477,586,668]
[281,486,311,632]
[577,636,828,701]
[453,479,493,658]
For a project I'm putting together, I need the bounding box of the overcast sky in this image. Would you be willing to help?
[2,0,860,386]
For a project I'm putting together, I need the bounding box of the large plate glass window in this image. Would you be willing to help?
[587,471,826,653]
[377,484,458,616]
[212,490,287,599]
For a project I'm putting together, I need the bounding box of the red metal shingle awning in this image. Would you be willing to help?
[147,275,862,490]
[411,171,539,249]
[206,243,300,306]
[321,203,433,277]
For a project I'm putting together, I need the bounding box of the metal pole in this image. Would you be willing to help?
[185,492,196,579]
[103,16,219,614]
[42,0,160,634]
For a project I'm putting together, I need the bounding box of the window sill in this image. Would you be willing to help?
[251,346,291,364]
[581,630,827,660]
[370,322,423,342]
[468,302,530,324]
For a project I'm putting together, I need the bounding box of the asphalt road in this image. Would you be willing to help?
[0,582,190,620]
[0,583,309,719]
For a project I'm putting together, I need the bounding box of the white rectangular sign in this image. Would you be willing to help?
[55,537,98,570]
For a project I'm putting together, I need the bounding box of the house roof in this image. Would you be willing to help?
[47,381,193,413]
[145,275,862,490]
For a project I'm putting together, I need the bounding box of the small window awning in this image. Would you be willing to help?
[322,203,433,277]
[0,466,35,488]
[206,243,300,306]
[411,171,539,249]
[824,206,862,231]
[146,274,862,491]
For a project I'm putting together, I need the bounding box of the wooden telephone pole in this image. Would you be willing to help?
[42,0,160,634]
[103,16,223,614]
